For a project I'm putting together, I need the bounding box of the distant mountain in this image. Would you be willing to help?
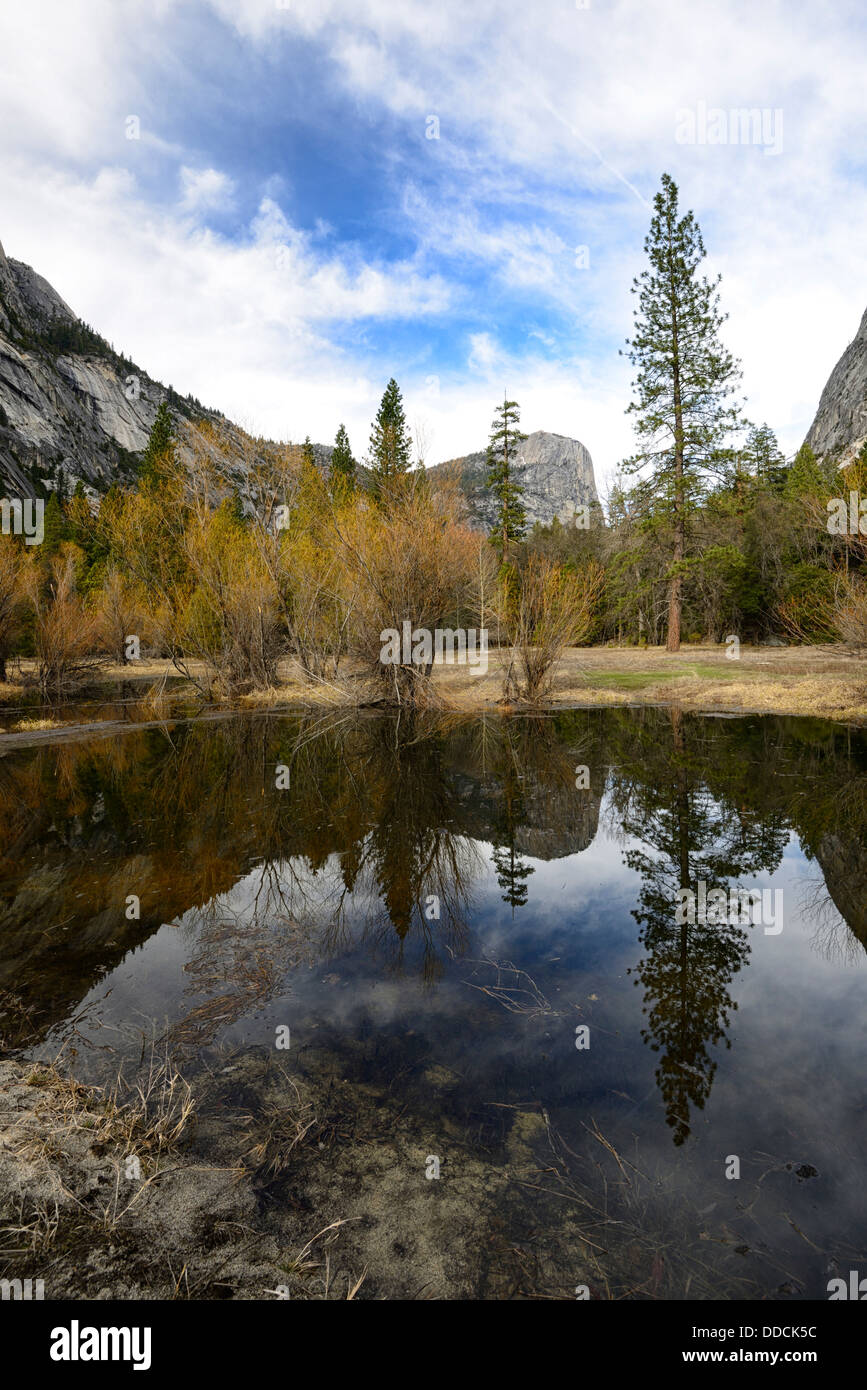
[806,305,867,462]
[429,430,599,532]
[0,237,599,527]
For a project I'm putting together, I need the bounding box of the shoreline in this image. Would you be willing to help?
[2,644,867,748]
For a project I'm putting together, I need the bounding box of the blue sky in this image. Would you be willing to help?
[1,0,866,492]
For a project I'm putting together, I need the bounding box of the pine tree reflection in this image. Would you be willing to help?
[608,709,788,1144]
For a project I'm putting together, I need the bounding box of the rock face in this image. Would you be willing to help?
[0,238,221,498]
[431,430,599,532]
[805,306,867,462]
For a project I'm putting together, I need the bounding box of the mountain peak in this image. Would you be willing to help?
[430,428,599,531]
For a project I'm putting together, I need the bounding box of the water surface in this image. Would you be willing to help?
[1,707,865,1298]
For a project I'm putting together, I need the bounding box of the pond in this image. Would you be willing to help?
[1,706,865,1299]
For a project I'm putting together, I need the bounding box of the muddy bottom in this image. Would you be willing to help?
[1,1045,625,1300]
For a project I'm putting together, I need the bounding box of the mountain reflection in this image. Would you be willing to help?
[1,707,866,1143]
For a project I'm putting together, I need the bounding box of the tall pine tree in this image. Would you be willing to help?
[623,174,743,651]
[368,379,412,493]
[486,395,527,562]
[785,441,827,499]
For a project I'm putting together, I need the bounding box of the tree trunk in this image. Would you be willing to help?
[502,409,510,564]
[667,509,683,651]
[667,256,684,653]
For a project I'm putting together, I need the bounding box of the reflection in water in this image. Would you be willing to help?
[1,706,866,1296]
[608,709,789,1144]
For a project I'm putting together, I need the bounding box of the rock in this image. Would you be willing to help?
[805,305,867,462]
[431,430,599,531]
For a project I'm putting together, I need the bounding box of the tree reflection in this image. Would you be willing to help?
[608,709,789,1144]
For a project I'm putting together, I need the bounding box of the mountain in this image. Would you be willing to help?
[0,238,207,497]
[805,305,867,462]
[0,238,599,524]
[430,430,599,531]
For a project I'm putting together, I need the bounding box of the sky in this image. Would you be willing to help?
[1,0,866,495]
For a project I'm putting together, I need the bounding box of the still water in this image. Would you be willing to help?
[1,707,865,1298]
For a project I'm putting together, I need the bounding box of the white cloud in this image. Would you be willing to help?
[179,166,235,213]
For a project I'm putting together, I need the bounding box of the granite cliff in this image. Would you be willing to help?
[805,305,867,463]
[0,238,233,499]
[430,430,599,532]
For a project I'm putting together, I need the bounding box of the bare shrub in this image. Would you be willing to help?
[116,426,289,696]
[25,547,100,697]
[0,533,26,682]
[831,575,867,647]
[177,501,286,695]
[335,476,490,705]
[93,564,147,663]
[501,555,604,702]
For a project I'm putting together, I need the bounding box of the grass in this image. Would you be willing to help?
[587,670,681,690]
[12,717,66,732]
[12,1047,196,1237]
[585,663,742,691]
[2,646,867,731]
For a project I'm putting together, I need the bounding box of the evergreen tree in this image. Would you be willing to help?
[330,423,356,489]
[623,173,743,651]
[139,401,176,489]
[42,491,67,555]
[486,395,528,561]
[67,482,95,560]
[745,422,786,493]
[226,489,247,527]
[368,379,412,492]
[784,441,827,499]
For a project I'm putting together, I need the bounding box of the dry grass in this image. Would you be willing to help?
[0,1048,197,1257]
[22,1053,195,1162]
[11,717,66,732]
[3,644,867,732]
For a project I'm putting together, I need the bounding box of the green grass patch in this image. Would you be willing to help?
[588,671,680,690]
[586,663,747,691]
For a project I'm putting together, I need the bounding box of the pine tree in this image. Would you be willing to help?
[485,395,527,561]
[225,489,247,527]
[368,379,412,493]
[330,423,356,490]
[67,481,95,556]
[623,173,743,651]
[745,423,786,493]
[785,442,827,499]
[42,491,67,555]
[139,401,176,489]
